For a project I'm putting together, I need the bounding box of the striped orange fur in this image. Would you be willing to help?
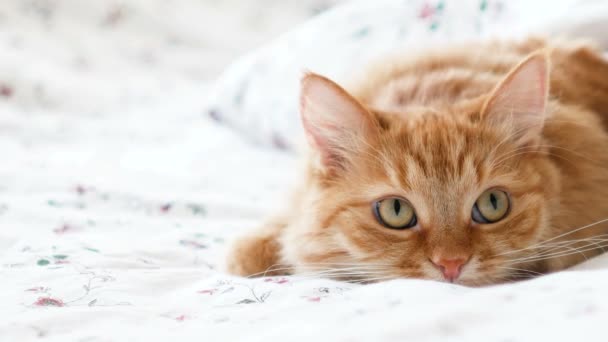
[226,38,608,286]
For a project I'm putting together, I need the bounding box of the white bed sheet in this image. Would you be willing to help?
[2,1,608,341]
[3,94,608,342]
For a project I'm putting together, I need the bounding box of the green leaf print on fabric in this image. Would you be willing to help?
[480,0,488,11]
[37,259,50,266]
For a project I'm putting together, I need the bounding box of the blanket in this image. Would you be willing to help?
[2,1,608,341]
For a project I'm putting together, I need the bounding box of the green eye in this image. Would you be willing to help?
[373,197,417,229]
[472,189,510,224]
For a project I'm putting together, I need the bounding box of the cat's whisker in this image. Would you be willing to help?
[287,265,386,275]
[249,264,380,278]
[511,245,608,263]
[290,263,394,277]
[533,234,608,247]
[246,263,393,279]
[509,240,578,257]
[245,264,294,278]
[496,218,608,256]
[505,242,594,263]
[506,242,608,264]
[495,265,545,277]
[524,236,608,259]
[348,275,399,284]
[496,237,608,271]
[289,271,389,281]
[287,269,394,282]
[297,262,394,266]
[518,240,600,261]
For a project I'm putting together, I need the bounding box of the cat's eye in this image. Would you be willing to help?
[472,189,510,224]
[373,197,417,229]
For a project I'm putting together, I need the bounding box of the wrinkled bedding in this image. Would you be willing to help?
[2,1,608,341]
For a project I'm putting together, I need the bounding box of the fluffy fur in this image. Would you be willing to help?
[226,38,608,286]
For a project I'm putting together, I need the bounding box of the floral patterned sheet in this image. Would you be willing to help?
[3,1,608,341]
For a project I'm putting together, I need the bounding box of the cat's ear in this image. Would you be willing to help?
[480,52,550,147]
[300,72,377,171]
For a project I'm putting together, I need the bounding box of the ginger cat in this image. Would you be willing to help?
[226,38,608,286]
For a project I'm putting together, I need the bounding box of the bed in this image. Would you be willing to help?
[2,0,608,341]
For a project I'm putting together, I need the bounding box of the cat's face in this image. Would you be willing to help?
[295,53,559,285]
[302,111,557,286]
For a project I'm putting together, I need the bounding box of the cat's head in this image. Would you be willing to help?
[295,52,560,286]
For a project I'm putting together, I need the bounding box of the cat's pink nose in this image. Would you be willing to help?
[431,257,468,282]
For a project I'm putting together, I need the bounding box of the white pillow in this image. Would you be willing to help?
[205,0,605,151]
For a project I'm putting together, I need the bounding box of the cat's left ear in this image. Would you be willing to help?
[480,51,550,147]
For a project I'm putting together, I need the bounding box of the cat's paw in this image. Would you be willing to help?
[225,231,287,277]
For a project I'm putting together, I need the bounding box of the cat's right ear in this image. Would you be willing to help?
[300,72,377,172]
